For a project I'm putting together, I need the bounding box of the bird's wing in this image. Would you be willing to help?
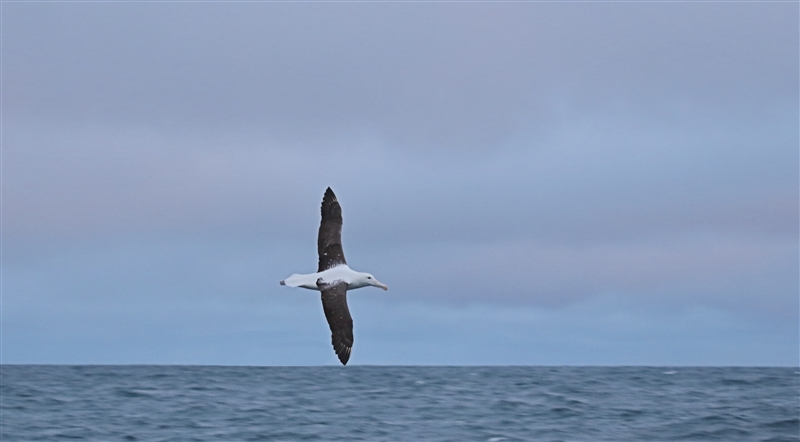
[317,187,347,272]
[319,281,353,365]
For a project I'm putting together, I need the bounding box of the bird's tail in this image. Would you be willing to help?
[279,274,305,287]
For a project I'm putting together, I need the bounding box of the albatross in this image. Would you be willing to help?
[280,187,388,365]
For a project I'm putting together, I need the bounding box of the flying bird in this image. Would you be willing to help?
[280,187,388,365]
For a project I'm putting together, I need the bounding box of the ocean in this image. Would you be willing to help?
[1,365,797,441]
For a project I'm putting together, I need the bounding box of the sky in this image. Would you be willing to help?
[3,2,798,366]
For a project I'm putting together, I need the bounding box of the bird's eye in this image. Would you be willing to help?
[368,277,372,279]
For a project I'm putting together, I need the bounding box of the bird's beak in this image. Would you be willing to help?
[374,281,388,291]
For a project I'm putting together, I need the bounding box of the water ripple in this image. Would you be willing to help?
[1,366,797,442]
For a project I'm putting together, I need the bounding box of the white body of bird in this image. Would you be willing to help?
[281,264,388,291]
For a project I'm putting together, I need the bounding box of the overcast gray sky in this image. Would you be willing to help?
[3,2,798,366]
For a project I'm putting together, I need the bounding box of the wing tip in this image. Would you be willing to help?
[324,187,337,202]
[337,347,352,365]
[320,187,342,224]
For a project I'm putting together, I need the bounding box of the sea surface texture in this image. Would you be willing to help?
[2,365,798,441]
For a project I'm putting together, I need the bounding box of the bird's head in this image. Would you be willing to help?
[361,273,388,291]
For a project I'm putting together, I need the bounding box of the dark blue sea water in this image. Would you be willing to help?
[1,366,797,441]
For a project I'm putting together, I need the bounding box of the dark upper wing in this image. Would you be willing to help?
[318,187,347,272]
[319,281,353,365]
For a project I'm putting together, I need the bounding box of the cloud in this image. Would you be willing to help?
[5,3,796,149]
[6,100,795,241]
